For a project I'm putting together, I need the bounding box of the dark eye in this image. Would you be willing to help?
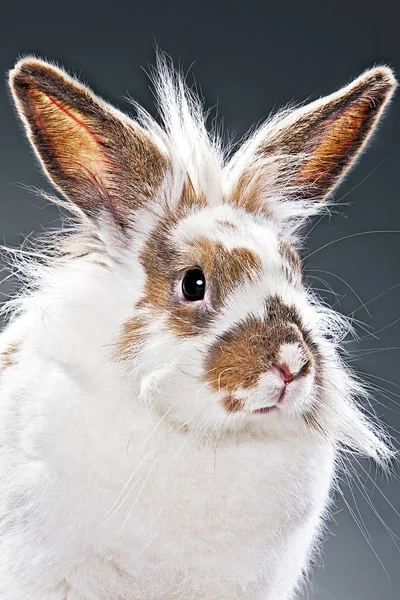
[182,269,206,301]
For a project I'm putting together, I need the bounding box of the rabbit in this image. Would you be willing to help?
[0,53,396,600]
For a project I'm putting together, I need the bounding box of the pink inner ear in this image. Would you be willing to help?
[10,59,172,229]
[44,93,104,145]
[228,70,395,211]
[295,93,379,196]
[26,85,111,186]
[23,84,133,224]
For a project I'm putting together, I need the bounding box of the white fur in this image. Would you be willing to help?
[0,57,394,600]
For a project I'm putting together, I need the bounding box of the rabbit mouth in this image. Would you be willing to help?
[252,386,287,414]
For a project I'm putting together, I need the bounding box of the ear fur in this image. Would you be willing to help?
[9,59,397,227]
[226,67,397,215]
[9,58,169,228]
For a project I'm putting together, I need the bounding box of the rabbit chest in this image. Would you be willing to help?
[64,429,335,600]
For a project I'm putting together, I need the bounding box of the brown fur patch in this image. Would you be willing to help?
[303,409,325,433]
[93,261,110,269]
[118,208,263,352]
[0,342,20,373]
[135,212,215,338]
[177,175,207,210]
[10,59,168,227]
[186,237,262,310]
[117,315,148,359]
[228,169,274,217]
[279,242,302,283]
[216,220,237,230]
[203,297,320,413]
[132,215,263,341]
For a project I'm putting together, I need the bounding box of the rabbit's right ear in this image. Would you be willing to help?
[9,58,168,228]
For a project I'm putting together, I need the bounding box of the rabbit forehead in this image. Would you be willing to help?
[170,204,282,269]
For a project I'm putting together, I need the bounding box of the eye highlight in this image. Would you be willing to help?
[182,269,206,301]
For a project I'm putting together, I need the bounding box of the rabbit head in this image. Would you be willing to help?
[9,57,396,451]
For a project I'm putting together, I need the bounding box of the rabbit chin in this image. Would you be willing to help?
[142,368,317,435]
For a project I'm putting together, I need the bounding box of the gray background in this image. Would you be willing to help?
[0,1,399,598]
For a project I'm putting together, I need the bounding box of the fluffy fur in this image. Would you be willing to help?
[0,54,396,600]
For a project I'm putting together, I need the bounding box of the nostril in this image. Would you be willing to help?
[282,369,294,383]
[271,363,294,384]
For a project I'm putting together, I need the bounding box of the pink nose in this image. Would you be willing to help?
[271,363,294,383]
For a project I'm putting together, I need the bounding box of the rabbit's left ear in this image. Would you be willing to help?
[9,58,168,228]
[226,67,396,216]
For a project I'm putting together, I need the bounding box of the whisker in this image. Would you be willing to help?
[304,230,400,260]
[358,317,400,341]
[105,452,151,517]
[305,267,371,318]
[120,455,160,532]
[349,282,400,317]
[336,485,391,580]
[334,160,386,203]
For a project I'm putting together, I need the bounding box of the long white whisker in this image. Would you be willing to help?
[120,455,160,532]
[105,452,151,517]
